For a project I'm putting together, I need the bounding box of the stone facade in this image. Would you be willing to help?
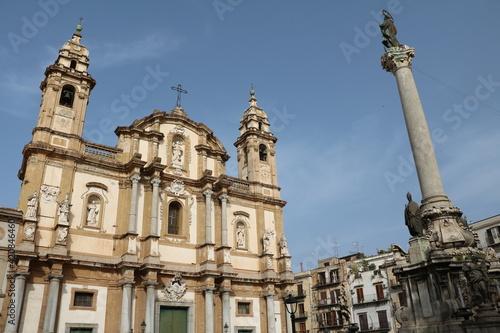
[470,215,500,256]
[0,25,294,333]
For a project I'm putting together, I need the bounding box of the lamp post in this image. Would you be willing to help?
[284,294,298,333]
[224,322,229,333]
[140,320,146,333]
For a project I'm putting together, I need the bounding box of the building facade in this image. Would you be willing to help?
[470,215,500,255]
[1,25,295,333]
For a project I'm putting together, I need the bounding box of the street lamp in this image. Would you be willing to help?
[224,322,229,333]
[284,294,298,333]
[140,320,146,333]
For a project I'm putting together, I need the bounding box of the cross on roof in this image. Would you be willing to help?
[171,84,188,107]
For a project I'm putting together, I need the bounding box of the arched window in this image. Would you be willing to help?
[70,60,77,69]
[85,194,101,227]
[59,85,75,108]
[168,201,182,235]
[259,144,268,162]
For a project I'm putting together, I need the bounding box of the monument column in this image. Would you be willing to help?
[381,46,449,208]
[204,287,215,333]
[265,293,276,333]
[221,290,231,332]
[42,275,62,333]
[144,283,157,333]
[120,282,133,333]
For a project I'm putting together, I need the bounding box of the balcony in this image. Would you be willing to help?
[359,323,391,332]
[295,311,308,320]
[318,320,343,329]
[83,143,120,160]
[353,292,389,306]
[315,278,341,288]
[316,298,340,308]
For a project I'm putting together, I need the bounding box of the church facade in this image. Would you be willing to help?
[1,25,294,333]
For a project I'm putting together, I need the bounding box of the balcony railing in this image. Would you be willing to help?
[295,311,308,319]
[84,143,119,160]
[315,278,340,287]
[317,298,340,307]
[353,292,389,305]
[318,320,343,328]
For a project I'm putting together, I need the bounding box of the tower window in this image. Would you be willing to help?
[168,202,181,235]
[59,85,75,108]
[70,60,77,69]
[259,144,267,162]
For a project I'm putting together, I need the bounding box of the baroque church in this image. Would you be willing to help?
[1,24,294,333]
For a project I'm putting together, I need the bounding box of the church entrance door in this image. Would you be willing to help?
[159,306,188,333]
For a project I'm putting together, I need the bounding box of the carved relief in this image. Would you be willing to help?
[262,229,275,254]
[41,185,60,204]
[166,179,188,196]
[25,191,39,221]
[160,273,187,301]
[24,222,36,241]
[57,193,71,225]
[56,226,69,244]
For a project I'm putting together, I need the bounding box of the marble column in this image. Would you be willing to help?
[219,194,229,246]
[266,294,276,333]
[128,174,141,233]
[203,190,213,244]
[3,274,27,333]
[204,287,215,333]
[42,275,62,333]
[120,282,133,333]
[150,177,161,236]
[381,46,449,208]
[145,283,156,333]
[221,290,231,333]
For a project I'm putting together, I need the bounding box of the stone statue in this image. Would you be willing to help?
[236,224,246,248]
[404,192,424,237]
[58,193,72,224]
[380,9,401,48]
[172,138,183,165]
[25,191,38,220]
[279,234,290,256]
[462,256,491,306]
[86,198,100,226]
[262,229,274,254]
[24,223,36,241]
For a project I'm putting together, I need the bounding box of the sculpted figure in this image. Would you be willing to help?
[56,227,68,243]
[262,229,274,254]
[404,192,424,237]
[236,224,245,248]
[172,138,184,165]
[380,9,401,48]
[26,191,38,220]
[58,193,72,224]
[86,197,100,226]
[280,234,290,256]
[462,256,491,306]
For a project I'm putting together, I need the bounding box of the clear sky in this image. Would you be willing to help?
[1,0,500,272]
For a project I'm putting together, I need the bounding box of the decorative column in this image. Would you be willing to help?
[265,293,276,333]
[128,174,141,233]
[144,283,157,333]
[3,274,28,333]
[203,190,213,244]
[219,194,229,246]
[42,275,62,333]
[150,177,161,236]
[120,282,133,333]
[381,46,449,209]
[204,287,215,333]
[221,290,231,333]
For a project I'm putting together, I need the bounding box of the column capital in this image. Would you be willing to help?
[150,176,161,186]
[130,173,141,183]
[203,189,213,198]
[219,194,228,202]
[381,45,415,73]
[203,286,216,293]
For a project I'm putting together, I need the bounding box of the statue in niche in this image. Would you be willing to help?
[379,9,401,49]
[280,234,290,256]
[25,191,38,220]
[56,227,68,243]
[86,196,100,226]
[236,223,246,248]
[462,256,491,306]
[58,193,72,224]
[404,192,424,237]
[172,137,184,165]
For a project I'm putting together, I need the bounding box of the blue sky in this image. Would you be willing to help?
[1,1,500,272]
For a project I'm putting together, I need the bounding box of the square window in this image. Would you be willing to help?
[69,288,98,311]
[236,300,253,317]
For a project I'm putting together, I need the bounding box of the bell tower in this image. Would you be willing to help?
[234,89,278,186]
[33,22,96,151]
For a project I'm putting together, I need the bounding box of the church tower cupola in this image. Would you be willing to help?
[33,21,96,150]
[234,89,278,186]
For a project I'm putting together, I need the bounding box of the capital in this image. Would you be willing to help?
[203,189,213,198]
[150,177,161,187]
[219,194,228,202]
[130,173,141,183]
[381,45,415,73]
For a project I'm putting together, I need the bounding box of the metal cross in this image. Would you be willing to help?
[171,84,188,107]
